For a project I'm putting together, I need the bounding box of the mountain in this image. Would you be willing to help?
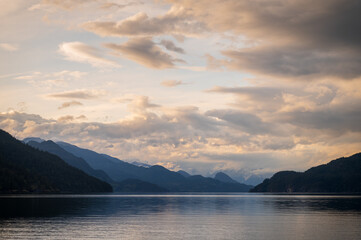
[178,175,251,192]
[251,152,361,193]
[23,137,45,144]
[177,170,191,178]
[210,169,271,186]
[114,179,168,192]
[0,129,112,193]
[27,140,113,184]
[214,172,239,184]
[243,175,268,186]
[57,141,144,181]
[57,141,252,192]
[131,161,152,168]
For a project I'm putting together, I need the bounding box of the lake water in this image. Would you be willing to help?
[1,193,361,240]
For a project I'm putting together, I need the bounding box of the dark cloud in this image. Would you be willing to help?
[47,89,105,99]
[168,0,361,49]
[281,109,361,134]
[167,0,361,79]
[104,38,184,69]
[222,46,361,79]
[58,101,83,109]
[160,39,185,54]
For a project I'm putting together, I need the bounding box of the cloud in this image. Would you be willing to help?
[155,161,181,171]
[58,42,121,68]
[0,0,29,17]
[57,114,87,122]
[206,109,277,135]
[2,85,361,175]
[82,6,205,38]
[0,43,18,52]
[30,0,141,11]
[127,96,160,114]
[159,39,185,54]
[100,1,143,10]
[47,89,105,99]
[14,70,88,91]
[207,86,286,112]
[165,0,361,79]
[280,109,361,134]
[58,101,83,109]
[161,80,184,87]
[222,46,361,79]
[207,80,361,138]
[168,0,361,49]
[31,0,94,10]
[2,0,361,176]
[57,115,75,122]
[104,38,183,69]
[15,70,87,81]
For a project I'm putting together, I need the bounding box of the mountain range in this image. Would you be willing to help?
[251,152,361,193]
[0,129,112,193]
[18,131,252,192]
[208,169,272,186]
[214,172,239,184]
[56,141,252,192]
[4,128,359,193]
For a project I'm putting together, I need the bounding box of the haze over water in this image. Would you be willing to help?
[1,194,361,240]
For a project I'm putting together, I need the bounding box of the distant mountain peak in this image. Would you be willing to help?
[131,161,152,168]
[177,170,191,178]
[214,172,239,184]
[23,137,45,144]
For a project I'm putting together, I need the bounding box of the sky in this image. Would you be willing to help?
[1,0,361,176]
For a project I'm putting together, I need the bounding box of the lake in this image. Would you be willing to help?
[1,193,361,240]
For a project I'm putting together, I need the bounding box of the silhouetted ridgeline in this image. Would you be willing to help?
[57,141,253,192]
[214,172,239,184]
[1,129,252,193]
[0,129,112,193]
[251,152,361,193]
[27,140,114,184]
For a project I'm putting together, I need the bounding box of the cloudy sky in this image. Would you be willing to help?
[1,0,360,175]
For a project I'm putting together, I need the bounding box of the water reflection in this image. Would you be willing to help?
[263,196,361,213]
[1,194,361,240]
[1,194,361,218]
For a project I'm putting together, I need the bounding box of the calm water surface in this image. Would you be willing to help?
[1,193,361,240]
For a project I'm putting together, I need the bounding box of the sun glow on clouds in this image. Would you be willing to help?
[0,43,18,52]
[59,42,121,68]
[1,0,361,175]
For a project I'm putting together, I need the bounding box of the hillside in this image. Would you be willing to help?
[214,172,239,184]
[0,129,112,193]
[27,140,113,184]
[251,152,361,193]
